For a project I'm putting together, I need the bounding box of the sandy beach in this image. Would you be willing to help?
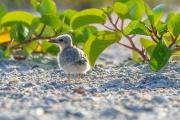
[0,53,179,120]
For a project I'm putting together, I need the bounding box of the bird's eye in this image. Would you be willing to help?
[59,39,63,41]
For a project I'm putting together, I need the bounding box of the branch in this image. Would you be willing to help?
[150,34,158,43]
[108,16,120,31]
[12,24,58,49]
[115,17,119,25]
[140,21,158,44]
[38,24,46,37]
[12,34,57,49]
[116,42,133,50]
[151,25,162,40]
[121,19,124,31]
[130,35,136,39]
[169,35,178,48]
[102,24,116,31]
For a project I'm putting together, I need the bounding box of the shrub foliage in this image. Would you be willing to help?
[0,0,179,71]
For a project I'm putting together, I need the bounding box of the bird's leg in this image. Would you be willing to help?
[68,73,71,81]
[78,74,81,81]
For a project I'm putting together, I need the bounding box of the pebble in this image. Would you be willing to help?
[100,108,120,118]
[0,59,179,120]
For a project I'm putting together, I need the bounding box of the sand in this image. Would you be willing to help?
[0,56,179,120]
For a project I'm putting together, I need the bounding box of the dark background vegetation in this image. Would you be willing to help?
[0,0,179,11]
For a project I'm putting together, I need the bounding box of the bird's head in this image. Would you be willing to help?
[48,34,72,49]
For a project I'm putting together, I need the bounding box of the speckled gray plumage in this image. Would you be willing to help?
[59,46,89,72]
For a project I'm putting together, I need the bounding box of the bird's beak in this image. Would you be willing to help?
[48,38,58,43]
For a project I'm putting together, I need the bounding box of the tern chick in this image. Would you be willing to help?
[49,34,90,81]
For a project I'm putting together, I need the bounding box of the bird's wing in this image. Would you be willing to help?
[60,47,88,66]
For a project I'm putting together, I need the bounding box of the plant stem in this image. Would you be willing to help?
[104,16,148,61]
[12,35,57,49]
[120,19,124,31]
[102,24,116,31]
[150,34,158,43]
[117,42,133,50]
[108,16,120,31]
[140,22,158,44]
[151,25,162,40]
[169,34,178,48]
[115,17,119,25]
[38,24,46,37]
[12,23,59,49]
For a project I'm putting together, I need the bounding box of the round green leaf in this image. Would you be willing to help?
[1,11,34,26]
[149,41,172,71]
[140,38,156,56]
[36,24,55,37]
[23,41,38,54]
[41,14,62,29]
[83,31,121,66]
[71,8,107,30]
[167,13,180,36]
[31,0,40,11]
[39,0,57,15]
[61,9,77,25]
[102,6,113,16]
[145,3,164,26]
[124,21,149,35]
[42,40,59,55]
[152,4,164,26]
[113,2,128,19]
[10,23,29,42]
[73,26,98,45]
[126,0,145,20]
[0,4,8,20]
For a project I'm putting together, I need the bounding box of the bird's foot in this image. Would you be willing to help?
[67,73,71,82]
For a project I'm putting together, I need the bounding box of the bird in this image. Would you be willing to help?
[48,34,91,81]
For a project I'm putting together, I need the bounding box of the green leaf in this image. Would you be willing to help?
[84,31,121,66]
[102,6,113,16]
[1,11,34,26]
[41,14,61,29]
[163,33,172,46]
[58,24,71,33]
[31,0,40,11]
[41,40,59,55]
[132,50,141,63]
[61,9,77,25]
[152,4,164,25]
[167,13,180,36]
[24,41,38,54]
[165,12,175,23]
[0,45,4,59]
[149,41,172,71]
[0,4,8,20]
[36,24,55,37]
[39,0,57,15]
[126,0,145,20]
[124,21,149,35]
[29,17,41,35]
[156,22,167,35]
[114,0,127,3]
[145,4,164,26]
[73,26,98,44]
[140,38,156,56]
[4,47,11,58]
[114,0,144,20]
[10,23,29,42]
[71,8,107,29]
[113,2,128,19]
